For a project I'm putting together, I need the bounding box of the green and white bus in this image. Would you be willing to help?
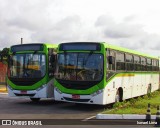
[54,42,159,105]
[7,43,57,102]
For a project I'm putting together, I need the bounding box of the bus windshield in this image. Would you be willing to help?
[9,53,46,78]
[56,52,103,81]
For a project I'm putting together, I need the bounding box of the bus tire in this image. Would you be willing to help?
[115,88,123,102]
[30,98,40,102]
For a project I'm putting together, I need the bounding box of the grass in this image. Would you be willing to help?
[103,90,160,115]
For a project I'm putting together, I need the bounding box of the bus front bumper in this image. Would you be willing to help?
[7,84,53,98]
[54,87,104,105]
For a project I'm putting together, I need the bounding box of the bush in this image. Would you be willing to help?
[137,96,142,101]
[129,98,137,105]
[113,102,122,108]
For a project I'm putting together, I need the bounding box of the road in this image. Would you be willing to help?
[0,93,155,127]
[0,93,105,119]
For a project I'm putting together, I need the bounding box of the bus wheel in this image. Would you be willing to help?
[30,98,40,102]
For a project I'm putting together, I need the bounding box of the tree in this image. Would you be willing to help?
[0,48,9,63]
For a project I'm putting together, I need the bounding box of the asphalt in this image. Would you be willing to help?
[0,92,160,128]
[0,88,159,125]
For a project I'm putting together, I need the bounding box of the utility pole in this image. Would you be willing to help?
[21,38,23,44]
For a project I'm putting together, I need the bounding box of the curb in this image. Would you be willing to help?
[96,114,156,120]
[0,90,7,93]
[0,92,8,94]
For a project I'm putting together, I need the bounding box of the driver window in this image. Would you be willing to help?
[107,49,116,71]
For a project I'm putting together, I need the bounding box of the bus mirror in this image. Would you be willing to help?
[50,55,54,67]
[8,55,13,66]
[108,56,113,64]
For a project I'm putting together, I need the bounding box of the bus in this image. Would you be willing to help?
[54,42,159,105]
[7,43,57,102]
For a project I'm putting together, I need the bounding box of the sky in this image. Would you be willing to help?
[0,0,160,57]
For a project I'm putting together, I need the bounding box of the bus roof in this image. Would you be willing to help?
[44,43,58,48]
[11,43,57,47]
[102,42,159,59]
[10,43,57,53]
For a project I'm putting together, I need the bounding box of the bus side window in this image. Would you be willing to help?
[146,58,152,71]
[152,59,156,71]
[108,56,113,64]
[116,52,125,71]
[141,57,146,71]
[134,55,141,71]
[125,54,134,71]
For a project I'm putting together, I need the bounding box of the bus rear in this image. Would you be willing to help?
[54,42,106,104]
[7,43,57,102]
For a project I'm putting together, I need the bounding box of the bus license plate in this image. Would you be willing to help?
[72,95,80,99]
[21,91,27,94]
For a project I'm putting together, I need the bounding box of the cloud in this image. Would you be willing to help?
[95,15,144,39]
[0,0,65,48]
[31,15,83,43]
[0,0,160,57]
[94,15,160,55]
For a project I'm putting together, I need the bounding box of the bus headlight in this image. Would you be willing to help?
[91,89,103,97]
[55,87,62,94]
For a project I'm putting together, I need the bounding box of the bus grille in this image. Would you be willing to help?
[63,97,90,102]
[14,93,35,96]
